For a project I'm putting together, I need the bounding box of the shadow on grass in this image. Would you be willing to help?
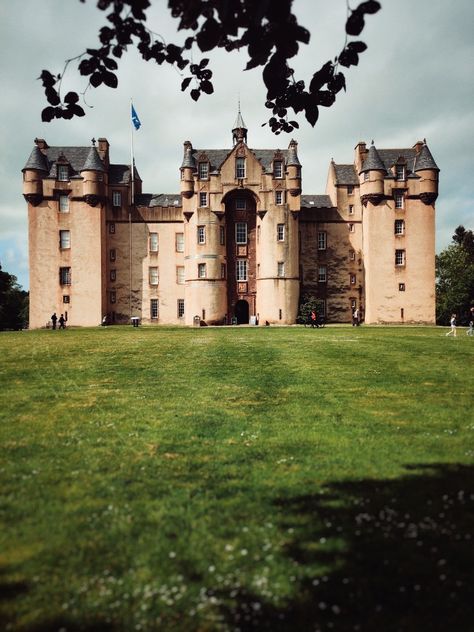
[218,462,474,632]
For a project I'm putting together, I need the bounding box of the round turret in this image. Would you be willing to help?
[359,142,386,206]
[22,145,49,206]
[414,142,439,205]
[80,144,105,206]
[180,141,195,199]
[287,139,302,196]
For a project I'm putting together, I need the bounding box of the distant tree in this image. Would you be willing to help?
[436,226,474,325]
[39,0,381,134]
[298,294,325,324]
[0,264,29,330]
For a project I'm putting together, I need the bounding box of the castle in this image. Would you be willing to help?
[23,113,439,328]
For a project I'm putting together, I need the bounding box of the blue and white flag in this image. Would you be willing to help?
[131,104,141,130]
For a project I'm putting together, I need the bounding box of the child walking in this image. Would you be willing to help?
[446,313,457,337]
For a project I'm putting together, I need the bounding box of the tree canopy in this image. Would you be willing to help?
[436,226,474,325]
[0,264,29,330]
[39,0,381,134]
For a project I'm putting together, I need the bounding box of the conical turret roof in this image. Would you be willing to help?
[81,145,105,172]
[22,145,49,172]
[180,141,196,169]
[414,143,439,172]
[360,143,386,173]
[287,139,301,167]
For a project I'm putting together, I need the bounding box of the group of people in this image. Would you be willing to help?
[50,312,66,330]
[445,306,474,337]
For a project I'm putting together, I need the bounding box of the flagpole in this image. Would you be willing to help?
[129,98,134,321]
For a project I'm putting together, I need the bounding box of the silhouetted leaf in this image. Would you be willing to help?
[200,80,213,94]
[305,105,319,126]
[72,104,86,117]
[358,0,381,15]
[41,106,55,122]
[196,18,221,52]
[102,70,118,88]
[346,11,365,36]
[181,77,192,91]
[190,89,200,101]
[64,91,79,104]
[90,72,103,87]
[103,57,118,70]
[45,87,61,106]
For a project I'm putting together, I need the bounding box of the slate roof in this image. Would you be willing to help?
[186,148,292,173]
[22,146,49,172]
[136,193,182,208]
[414,144,439,171]
[301,194,333,209]
[81,146,105,172]
[376,148,417,174]
[232,110,247,131]
[334,164,359,185]
[360,144,387,173]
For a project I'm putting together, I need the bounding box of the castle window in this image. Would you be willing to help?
[395,165,406,181]
[177,299,185,318]
[348,223,355,233]
[351,299,356,310]
[59,230,70,249]
[110,291,116,304]
[318,231,327,250]
[59,195,69,212]
[395,219,405,235]
[364,171,369,181]
[277,261,285,277]
[199,192,208,207]
[59,267,71,285]
[350,274,356,285]
[149,232,159,252]
[395,249,406,266]
[399,283,406,292]
[348,205,354,215]
[221,263,226,279]
[235,157,246,179]
[274,160,283,178]
[112,191,122,207]
[176,266,185,284]
[58,165,69,181]
[149,266,159,285]
[109,249,116,262]
[109,223,115,234]
[110,269,116,282]
[220,225,225,245]
[176,232,184,252]
[235,198,246,210]
[394,191,404,209]
[318,265,327,283]
[350,250,356,260]
[151,298,159,319]
[198,162,209,180]
[197,226,206,244]
[63,295,70,304]
[236,259,247,281]
[347,186,354,194]
[275,190,284,205]
[236,222,247,245]
[198,263,207,278]
[277,224,285,242]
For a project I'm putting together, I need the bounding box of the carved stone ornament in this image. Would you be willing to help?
[84,194,100,207]
[236,147,246,157]
[361,193,384,207]
[419,192,438,206]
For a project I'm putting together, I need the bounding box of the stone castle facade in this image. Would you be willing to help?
[23,114,439,328]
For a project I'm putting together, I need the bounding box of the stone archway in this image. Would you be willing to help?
[235,299,249,324]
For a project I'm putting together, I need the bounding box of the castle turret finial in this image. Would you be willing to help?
[232,100,248,146]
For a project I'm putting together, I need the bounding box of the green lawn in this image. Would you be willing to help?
[1,325,473,632]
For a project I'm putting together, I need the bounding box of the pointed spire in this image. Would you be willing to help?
[360,142,386,174]
[232,100,248,145]
[181,140,196,169]
[81,144,105,172]
[287,139,301,167]
[414,142,439,172]
[22,145,49,172]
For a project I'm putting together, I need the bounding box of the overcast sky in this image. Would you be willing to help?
[1,0,473,290]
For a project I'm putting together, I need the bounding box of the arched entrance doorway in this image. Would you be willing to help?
[235,299,249,324]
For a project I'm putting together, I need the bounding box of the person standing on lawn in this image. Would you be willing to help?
[50,312,57,330]
[445,313,457,337]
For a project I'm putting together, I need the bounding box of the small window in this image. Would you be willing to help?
[176,232,184,252]
[109,249,116,262]
[274,160,283,178]
[395,249,406,266]
[348,223,355,233]
[199,192,208,207]
[151,298,159,319]
[110,291,116,304]
[350,299,357,310]
[394,191,404,209]
[58,165,69,181]
[202,309,206,321]
[235,198,246,210]
[149,267,159,285]
[59,230,70,249]
[220,225,225,246]
[349,250,356,261]
[347,186,354,195]
[197,226,206,244]
[395,165,406,181]
[277,224,285,242]
[177,299,185,318]
[59,267,71,285]
[395,219,405,235]
[275,190,284,205]
[277,261,285,277]
[279,309,282,320]
[236,157,246,179]
[236,222,247,245]
[257,225,261,244]
[112,191,122,207]
[176,266,185,284]
[198,162,209,180]
[198,263,206,278]
[318,265,327,283]
[109,223,115,234]
[110,269,116,282]
[318,232,327,250]
[59,195,69,212]
[399,283,406,292]
[149,232,159,252]
[348,205,354,215]
[350,274,356,285]
[364,171,369,181]
[63,295,70,304]
[221,263,226,279]
[236,260,247,281]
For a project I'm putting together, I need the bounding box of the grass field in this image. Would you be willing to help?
[1,325,473,632]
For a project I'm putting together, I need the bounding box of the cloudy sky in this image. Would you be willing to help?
[1,0,473,290]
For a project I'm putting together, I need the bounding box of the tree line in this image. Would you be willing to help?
[0,264,28,330]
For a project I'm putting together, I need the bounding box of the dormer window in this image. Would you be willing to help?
[112,191,122,207]
[235,157,246,179]
[273,160,283,179]
[58,165,69,181]
[395,165,406,181]
[198,162,209,180]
